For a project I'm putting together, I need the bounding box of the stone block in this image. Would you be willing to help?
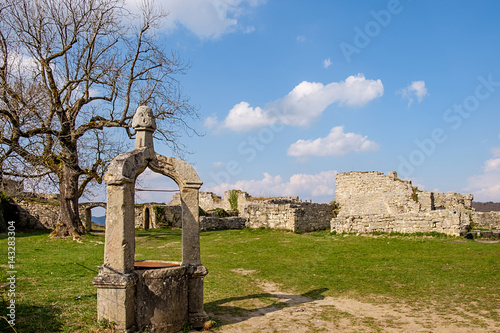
[93,271,138,331]
[135,265,189,332]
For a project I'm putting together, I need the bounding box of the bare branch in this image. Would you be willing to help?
[0,0,199,235]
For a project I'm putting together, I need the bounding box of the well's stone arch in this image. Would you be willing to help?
[104,149,204,267]
[93,106,208,331]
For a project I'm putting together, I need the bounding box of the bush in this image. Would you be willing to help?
[227,190,239,212]
[153,205,165,220]
[329,200,340,210]
[199,206,208,217]
[208,208,230,218]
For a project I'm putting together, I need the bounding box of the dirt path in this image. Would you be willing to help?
[201,271,499,333]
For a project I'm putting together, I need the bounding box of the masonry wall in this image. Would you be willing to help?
[331,210,468,236]
[245,203,297,231]
[471,212,500,230]
[245,201,334,232]
[433,192,474,210]
[333,171,474,236]
[199,192,224,211]
[134,204,156,229]
[199,216,246,231]
[13,198,60,230]
[135,204,182,229]
[335,171,420,215]
[1,178,24,197]
[294,203,336,232]
[176,190,302,213]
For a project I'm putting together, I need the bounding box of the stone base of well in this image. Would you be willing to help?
[135,263,189,332]
[93,270,138,332]
[94,261,209,332]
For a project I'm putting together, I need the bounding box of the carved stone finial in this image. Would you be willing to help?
[133,106,156,150]
[132,105,156,131]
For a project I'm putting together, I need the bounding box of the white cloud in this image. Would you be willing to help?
[222,102,274,131]
[243,25,256,34]
[204,115,219,130]
[465,146,500,201]
[213,74,383,132]
[297,35,306,42]
[125,0,265,39]
[205,170,337,202]
[323,58,332,69]
[212,161,226,168]
[491,146,500,157]
[287,126,379,158]
[399,80,429,107]
[483,158,500,173]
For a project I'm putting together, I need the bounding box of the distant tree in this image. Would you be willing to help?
[0,0,197,237]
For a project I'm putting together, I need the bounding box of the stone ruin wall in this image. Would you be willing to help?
[332,210,466,236]
[199,216,246,231]
[12,197,60,230]
[245,201,333,232]
[470,211,500,230]
[332,171,475,236]
[433,192,474,211]
[5,173,499,234]
[171,191,334,232]
[334,171,420,215]
[134,204,183,229]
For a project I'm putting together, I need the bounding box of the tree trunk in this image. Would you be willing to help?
[50,164,85,238]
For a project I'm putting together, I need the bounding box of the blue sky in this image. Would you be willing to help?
[127,0,500,205]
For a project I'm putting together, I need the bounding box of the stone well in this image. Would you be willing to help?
[93,106,208,332]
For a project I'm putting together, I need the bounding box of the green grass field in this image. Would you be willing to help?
[0,228,499,332]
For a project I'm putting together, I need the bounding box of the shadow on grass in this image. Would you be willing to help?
[0,303,62,332]
[206,288,328,327]
[134,228,182,239]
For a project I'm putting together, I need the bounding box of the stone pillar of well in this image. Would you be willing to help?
[180,186,209,327]
[93,181,138,331]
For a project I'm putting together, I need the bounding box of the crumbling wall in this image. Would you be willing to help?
[134,204,155,229]
[169,190,323,232]
[470,212,500,230]
[199,216,246,231]
[417,191,434,211]
[332,210,468,236]
[135,204,182,228]
[180,190,301,213]
[13,198,60,230]
[1,178,24,197]
[199,192,224,211]
[245,201,334,232]
[334,171,420,215]
[433,192,473,211]
[245,203,297,231]
[332,171,474,236]
[294,203,336,232]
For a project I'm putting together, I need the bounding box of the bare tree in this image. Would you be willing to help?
[0,0,198,237]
